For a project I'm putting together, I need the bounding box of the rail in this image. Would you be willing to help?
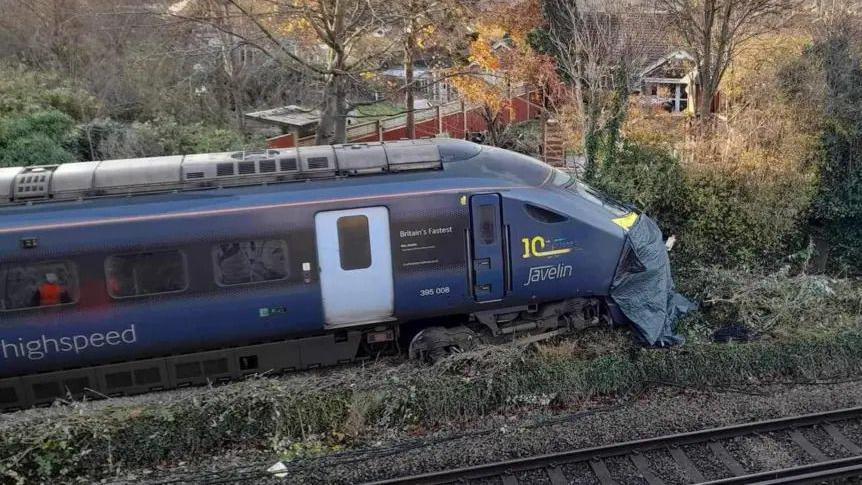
[363,406,862,485]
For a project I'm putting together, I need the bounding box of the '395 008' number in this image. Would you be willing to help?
[419,286,450,297]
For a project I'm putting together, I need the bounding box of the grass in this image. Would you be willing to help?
[1,267,860,483]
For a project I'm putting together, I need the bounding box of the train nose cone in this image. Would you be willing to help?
[609,215,696,346]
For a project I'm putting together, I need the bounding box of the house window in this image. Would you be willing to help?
[213,240,289,286]
[0,261,78,311]
[650,84,658,96]
[106,251,188,298]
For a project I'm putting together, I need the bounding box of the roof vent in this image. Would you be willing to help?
[14,168,52,199]
[334,143,387,174]
[238,161,256,175]
[307,157,329,170]
[217,163,235,177]
[299,146,336,174]
[279,157,297,172]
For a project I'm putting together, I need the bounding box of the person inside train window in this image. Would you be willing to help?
[30,273,71,307]
[214,240,288,286]
[0,262,77,311]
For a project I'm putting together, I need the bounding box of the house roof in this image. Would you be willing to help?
[244,105,320,128]
[640,49,695,80]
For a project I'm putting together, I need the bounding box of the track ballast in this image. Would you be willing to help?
[363,406,862,485]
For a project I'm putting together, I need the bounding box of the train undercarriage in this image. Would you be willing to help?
[0,297,609,412]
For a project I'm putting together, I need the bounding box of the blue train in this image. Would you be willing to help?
[0,139,681,410]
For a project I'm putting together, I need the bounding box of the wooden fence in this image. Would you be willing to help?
[267,84,542,148]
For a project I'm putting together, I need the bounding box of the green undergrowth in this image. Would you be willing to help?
[4,332,862,483]
[2,268,861,483]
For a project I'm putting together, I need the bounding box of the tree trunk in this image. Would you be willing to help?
[333,73,348,143]
[582,97,602,179]
[484,106,500,146]
[316,48,349,145]
[405,31,416,139]
[315,74,338,145]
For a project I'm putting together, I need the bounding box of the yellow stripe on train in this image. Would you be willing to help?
[612,213,638,231]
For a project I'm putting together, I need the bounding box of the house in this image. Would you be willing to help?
[638,50,695,114]
[636,48,722,115]
[378,63,457,105]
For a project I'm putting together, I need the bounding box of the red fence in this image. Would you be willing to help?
[267,85,542,149]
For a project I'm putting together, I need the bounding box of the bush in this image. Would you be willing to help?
[586,140,690,237]
[5,327,862,483]
[677,266,862,341]
[804,29,862,274]
[586,134,814,268]
[76,117,265,160]
[676,163,814,266]
[0,64,98,121]
[0,110,77,167]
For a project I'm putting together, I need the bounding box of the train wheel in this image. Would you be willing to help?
[408,326,479,364]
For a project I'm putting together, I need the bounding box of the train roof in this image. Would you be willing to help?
[0,139,553,206]
[0,139,556,231]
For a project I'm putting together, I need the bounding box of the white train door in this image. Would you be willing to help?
[314,207,394,327]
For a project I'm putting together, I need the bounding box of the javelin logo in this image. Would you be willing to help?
[1,325,137,361]
[524,263,573,286]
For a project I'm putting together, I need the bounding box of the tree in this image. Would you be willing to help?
[539,0,657,176]
[804,16,862,271]
[390,0,468,139]
[656,0,798,119]
[168,0,394,144]
[449,0,557,146]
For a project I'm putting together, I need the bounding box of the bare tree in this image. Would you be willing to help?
[542,0,657,173]
[656,0,798,118]
[389,0,468,138]
[167,0,395,144]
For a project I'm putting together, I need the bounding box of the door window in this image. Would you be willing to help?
[337,215,372,270]
[478,204,498,245]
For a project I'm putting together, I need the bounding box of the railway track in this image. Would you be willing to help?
[365,406,862,485]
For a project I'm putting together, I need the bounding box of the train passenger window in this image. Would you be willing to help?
[105,251,187,298]
[478,204,497,245]
[0,261,78,311]
[337,215,371,270]
[213,240,289,286]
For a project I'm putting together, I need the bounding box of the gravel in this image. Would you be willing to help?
[605,455,647,484]
[680,444,730,481]
[726,434,796,472]
[560,463,601,485]
[804,425,853,459]
[642,450,688,485]
[112,379,862,484]
[769,431,819,466]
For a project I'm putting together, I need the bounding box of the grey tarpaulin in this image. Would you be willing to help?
[610,215,696,346]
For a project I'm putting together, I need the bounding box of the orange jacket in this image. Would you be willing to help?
[38,283,63,306]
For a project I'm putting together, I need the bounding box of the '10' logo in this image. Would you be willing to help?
[521,236,572,258]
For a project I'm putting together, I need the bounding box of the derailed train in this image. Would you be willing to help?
[0,139,683,411]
